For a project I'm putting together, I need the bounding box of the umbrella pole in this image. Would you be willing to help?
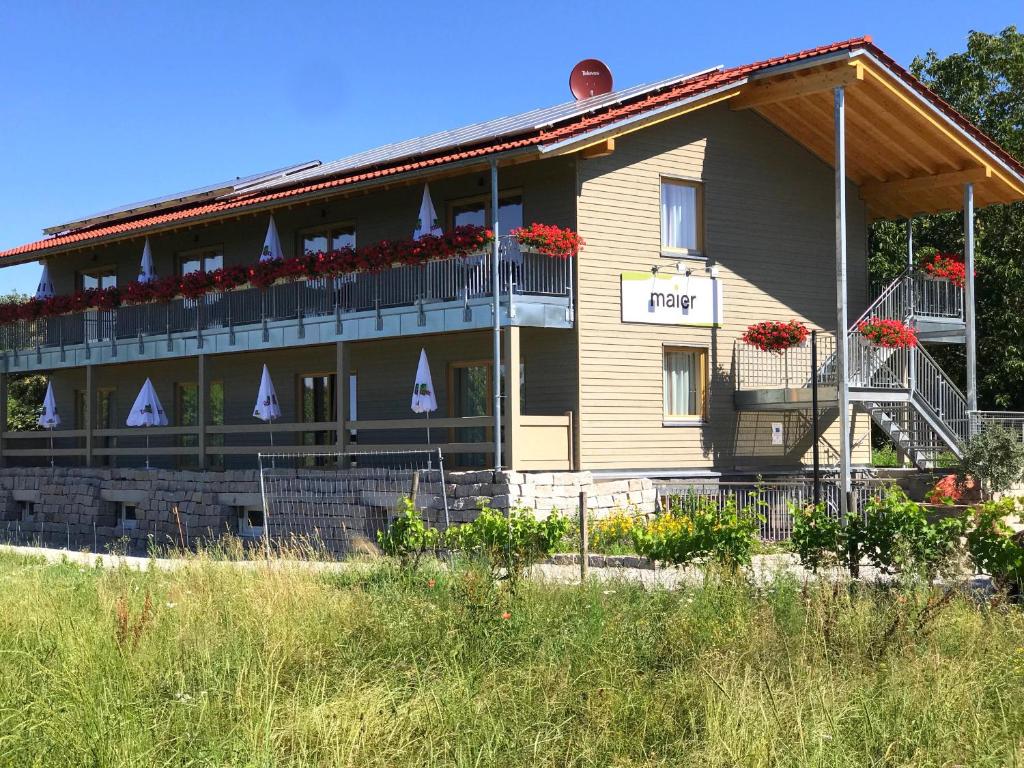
[426,412,432,469]
[49,430,54,469]
[146,432,150,470]
[269,418,276,470]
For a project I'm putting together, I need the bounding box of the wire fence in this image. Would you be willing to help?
[258,448,449,558]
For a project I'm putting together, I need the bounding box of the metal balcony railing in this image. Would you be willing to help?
[734,334,836,391]
[0,244,573,355]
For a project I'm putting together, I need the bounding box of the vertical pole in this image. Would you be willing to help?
[578,490,588,583]
[197,353,207,470]
[907,218,917,416]
[85,364,94,468]
[490,158,503,470]
[906,217,915,271]
[502,325,520,471]
[811,330,821,507]
[0,371,7,469]
[833,86,851,521]
[335,341,349,455]
[964,182,978,415]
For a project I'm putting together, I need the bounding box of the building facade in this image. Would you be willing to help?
[1,36,1023,546]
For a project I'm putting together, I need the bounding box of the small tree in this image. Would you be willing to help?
[959,425,1024,498]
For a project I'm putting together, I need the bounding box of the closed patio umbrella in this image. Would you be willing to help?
[35,263,54,300]
[253,364,282,450]
[38,380,60,467]
[413,184,443,240]
[410,348,437,446]
[138,238,156,283]
[126,378,168,469]
[260,215,284,262]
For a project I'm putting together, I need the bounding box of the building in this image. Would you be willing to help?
[1,36,1022,546]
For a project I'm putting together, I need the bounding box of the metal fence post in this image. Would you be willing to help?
[579,491,588,583]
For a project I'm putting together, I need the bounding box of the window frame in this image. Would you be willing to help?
[118,502,138,531]
[297,220,357,256]
[176,244,225,276]
[18,500,37,524]
[662,344,708,425]
[235,505,266,539]
[77,264,119,291]
[447,189,524,230]
[659,176,705,260]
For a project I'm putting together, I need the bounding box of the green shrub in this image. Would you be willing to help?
[966,498,1024,594]
[790,503,843,572]
[960,425,1024,497]
[445,504,570,586]
[376,496,441,569]
[630,495,760,569]
[792,487,965,580]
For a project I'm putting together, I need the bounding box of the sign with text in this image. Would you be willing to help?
[620,271,723,327]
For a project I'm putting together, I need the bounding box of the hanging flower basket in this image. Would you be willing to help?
[858,316,917,348]
[919,251,968,288]
[741,320,809,354]
[510,223,584,259]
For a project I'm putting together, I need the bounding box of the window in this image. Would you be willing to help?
[663,347,707,421]
[18,501,37,524]
[119,502,137,530]
[79,267,117,291]
[175,381,225,470]
[300,224,356,255]
[299,373,336,451]
[450,194,523,234]
[660,179,703,256]
[178,246,224,275]
[236,506,265,538]
[75,387,117,466]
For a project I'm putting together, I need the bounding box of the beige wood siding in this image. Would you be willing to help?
[575,102,871,471]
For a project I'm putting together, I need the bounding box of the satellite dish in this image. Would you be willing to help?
[570,59,613,100]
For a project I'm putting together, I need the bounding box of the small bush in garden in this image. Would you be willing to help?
[630,495,760,569]
[790,503,843,572]
[445,504,570,587]
[966,499,1024,595]
[377,496,441,569]
[590,508,641,554]
[859,486,965,580]
[959,424,1024,498]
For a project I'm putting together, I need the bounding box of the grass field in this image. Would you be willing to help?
[0,550,1023,766]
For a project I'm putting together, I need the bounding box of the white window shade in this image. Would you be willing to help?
[664,348,703,418]
[661,181,699,253]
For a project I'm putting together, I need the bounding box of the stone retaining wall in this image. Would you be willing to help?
[0,467,656,554]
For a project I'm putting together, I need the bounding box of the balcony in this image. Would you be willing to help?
[1,247,573,373]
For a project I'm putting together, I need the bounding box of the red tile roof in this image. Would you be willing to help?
[3,35,1021,262]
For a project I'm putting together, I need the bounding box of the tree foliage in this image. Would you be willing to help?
[869,27,1024,408]
[1,292,46,431]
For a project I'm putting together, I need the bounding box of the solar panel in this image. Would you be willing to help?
[43,160,322,235]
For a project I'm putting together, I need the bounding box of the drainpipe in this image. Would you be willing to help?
[833,85,852,521]
[490,159,502,470]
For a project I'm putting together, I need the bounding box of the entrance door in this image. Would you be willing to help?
[79,268,116,341]
[448,361,492,468]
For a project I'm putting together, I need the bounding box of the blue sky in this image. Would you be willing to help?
[1,0,1020,295]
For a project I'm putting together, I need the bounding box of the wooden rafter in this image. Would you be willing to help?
[731,61,864,110]
[860,166,992,199]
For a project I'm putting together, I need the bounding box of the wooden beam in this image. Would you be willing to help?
[0,372,7,468]
[860,166,992,199]
[197,353,207,470]
[732,62,864,110]
[335,341,349,455]
[580,138,615,159]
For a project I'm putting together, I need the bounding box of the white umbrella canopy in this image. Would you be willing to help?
[126,378,168,427]
[413,184,443,240]
[37,380,60,429]
[411,349,437,414]
[138,238,157,283]
[35,263,54,300]
[260,215,284,262]
[253,364,282,422]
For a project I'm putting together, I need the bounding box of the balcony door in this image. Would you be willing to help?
[76,387,116,466]
[448,361,493,469]
[79,267,116,341]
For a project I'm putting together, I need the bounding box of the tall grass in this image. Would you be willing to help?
[0,549,1022,766]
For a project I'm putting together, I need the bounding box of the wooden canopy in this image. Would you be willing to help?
[730,55,1024,220]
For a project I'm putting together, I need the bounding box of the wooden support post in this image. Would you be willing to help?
[579,491,588,583]
[85,364,94,468]
[336,341,349,455]
[197,353,207,470]
[409,470,420,508]
[502,325,520,471]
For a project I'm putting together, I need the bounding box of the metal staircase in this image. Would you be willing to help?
[842,271,968,469]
